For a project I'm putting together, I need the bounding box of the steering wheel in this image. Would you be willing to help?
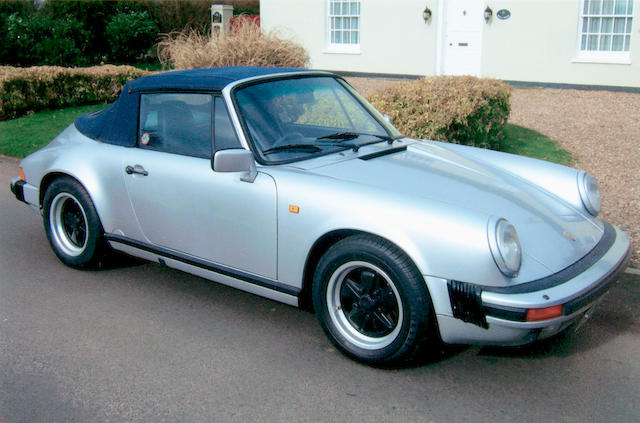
[271,132,304,148]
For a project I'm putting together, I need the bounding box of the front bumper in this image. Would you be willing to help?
[438,222,631,345]
[10,176,39,211]
[10,177,26,203]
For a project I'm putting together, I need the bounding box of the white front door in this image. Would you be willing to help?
[441,0,484,76]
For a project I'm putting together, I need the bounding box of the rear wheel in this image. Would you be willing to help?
[43,177,106,268]
[313,234,436,365]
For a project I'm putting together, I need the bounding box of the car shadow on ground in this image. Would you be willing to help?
[95,250,145,270]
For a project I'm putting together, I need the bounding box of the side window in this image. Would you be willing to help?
[139,93,213,158]
[214,96,242,151]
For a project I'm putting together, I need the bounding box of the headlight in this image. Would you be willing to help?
[488,217,522,278]
[578,172,601,216]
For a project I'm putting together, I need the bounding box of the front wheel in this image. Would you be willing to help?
[312,235,436,365]
[42,177,106,268]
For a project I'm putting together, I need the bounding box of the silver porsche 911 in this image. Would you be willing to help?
[10,67,631,365]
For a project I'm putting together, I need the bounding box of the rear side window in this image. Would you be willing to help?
[214,96,242,151]
[138,93,213,158]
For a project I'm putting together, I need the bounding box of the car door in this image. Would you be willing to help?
[122,92,277,279]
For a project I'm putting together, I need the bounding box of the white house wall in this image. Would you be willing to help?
[261,0,439,75]
[482,1,639,87]
[261,0,640,88]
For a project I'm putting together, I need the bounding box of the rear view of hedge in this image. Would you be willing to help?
[0,65,149,121]
[368,76,511,150]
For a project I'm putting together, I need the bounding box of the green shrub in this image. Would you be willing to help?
[0,65,149,121]
[105,10,158,63]
[0,1,159,66]
[367,76,511,150]
[4,13,90,66]
[0,1,261,66]
[42,0,123,64]
[0,1,34,63]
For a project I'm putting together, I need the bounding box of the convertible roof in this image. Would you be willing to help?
[127,66,308,92]
[75,66,312,147]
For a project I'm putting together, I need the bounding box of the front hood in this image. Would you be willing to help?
[308,142,602,274]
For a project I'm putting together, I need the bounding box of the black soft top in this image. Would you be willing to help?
[75,66,308,146]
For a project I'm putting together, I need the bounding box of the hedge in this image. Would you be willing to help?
[0,65,149,121]
[368,76,511,150]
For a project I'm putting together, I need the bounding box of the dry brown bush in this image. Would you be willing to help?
[158,18,310,69]
[368,76,511,150]
[0,65,149,121]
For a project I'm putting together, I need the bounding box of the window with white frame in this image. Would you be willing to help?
[326,0,360,53]
[577,0,633,62]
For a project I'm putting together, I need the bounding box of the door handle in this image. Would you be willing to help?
[125,165,148,176]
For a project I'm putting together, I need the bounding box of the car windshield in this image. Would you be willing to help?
[233,76,401,164]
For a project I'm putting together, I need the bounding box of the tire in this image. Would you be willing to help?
[42,177,106,268]
[312,234,436,365]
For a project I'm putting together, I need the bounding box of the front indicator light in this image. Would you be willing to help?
[19,167,25,181]
[526,305,563,322]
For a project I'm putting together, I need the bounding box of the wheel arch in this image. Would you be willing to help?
[39,171,109,268]
[299,229,426,311]
[39,169,111,228]
[39,172,81,208]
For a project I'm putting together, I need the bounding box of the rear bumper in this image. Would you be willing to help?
[438,223,631,345]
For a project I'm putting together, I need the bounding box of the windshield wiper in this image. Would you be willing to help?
[262,144,322,155]
[318,141,360,152]
[316,132,360,142]
[371,134,396,144]
[318,132,397,145]
[319,132,400,152]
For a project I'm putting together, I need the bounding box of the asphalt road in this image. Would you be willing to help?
[1,155,638,423]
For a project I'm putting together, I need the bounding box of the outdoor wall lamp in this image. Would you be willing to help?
[484,6,493,23]
[423,6,432,23]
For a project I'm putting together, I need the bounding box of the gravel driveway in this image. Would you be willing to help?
[348,78,638,268]
[510,88,639,268]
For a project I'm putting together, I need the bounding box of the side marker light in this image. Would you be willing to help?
[289,204,300,214]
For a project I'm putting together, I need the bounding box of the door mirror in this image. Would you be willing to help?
[212,149,257,183]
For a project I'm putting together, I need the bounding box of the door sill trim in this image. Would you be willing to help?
[105,234,300,297]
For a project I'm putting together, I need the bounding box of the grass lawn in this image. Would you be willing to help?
[501,123,572,165]
[0,107,572,165]
[0,104,105,157]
